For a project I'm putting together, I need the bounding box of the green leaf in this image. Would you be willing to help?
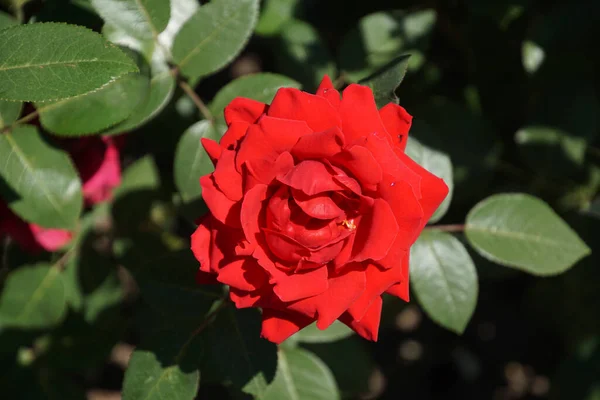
[276,19,335,90]
[201,308,277,396]
[358,54,410,109]
[295,320,353,344]
[91,0,170,42]
[0,100,21,128]
[174,120,220,203]
[172,0,259,81]
[0,23,138,102]
[114,155,160,198]
[0,263,67,329]
[405,137,453,223]
[411,230,478,334]
[264,347,340,400]
[0,126,83,229]
[157,0,199,54]
[255,0,300,36]
[122,334,200,400]
[340,9,437,82]
[103,62,175,135]
[0,10,17,30]
[465,193,591,275]
[37,72,149,136]
[209,72,300,128]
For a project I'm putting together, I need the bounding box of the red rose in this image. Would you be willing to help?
[191,76,448,343]
[0,136,122,252]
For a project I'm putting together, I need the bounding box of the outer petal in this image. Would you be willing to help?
[245,151,294,190]
[268,88,341,132]
[315,75,341,109]
[220,121,249,151]
[240,184,268,244]
[261,308,314,344]
[224,97,268,126]
[386,280,410,302]
[236,116,311,170]
[273,266,329,302]
[29,225,72,252]
[350,199,398,262]
[80,137,121,205]
[217,258,268,291]
[213,150,243,201]
[200,174,242,227]
[339,84,390,144]
[340,296,382,341]
[332,145,382,188]
[201,138,222,165]
[400,154,450,227]
[379,103,412,152]
[191,214,212,272]
[291,127,345,160]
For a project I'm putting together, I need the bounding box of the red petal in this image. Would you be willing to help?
[261,309,314,344]
[278,160,344,195]
[240,184,268,243]
[332,145,382,187]
[292,189,344,220]
[347,260,405,321]
[224,97,268,126]
[200,174,241,227]
[217,258,268,291]
[268,88,341,132]
[213,150,243,201]
[201,138,222,165]
[401,155,450,227]
[191,214,212,273]
[229,287,262,308]
[236,116,311,170]
[350,199,398,262]
[339,84,389,144]
[378,174,424,249]
[29,225,72,252]
[340,296,382,341]
[386,280,410,302]
[291,127,345,160]
[220,121,249,151]
[245,151,294,189]
[80,137,121,206]
[379,103,412,152]
[273,266,328,302]
[315,75,341,109]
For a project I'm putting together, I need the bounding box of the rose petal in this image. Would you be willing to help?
[278,160,344,196]
[220,121,249,151]
[378,174,424,249]
[268,87,341,132]
[292,190,344,220]
[379,103,412,152]
[245,151,294,190]
[316,75,341,109]
[273,266,328,302]
[332,145,383,187]
[191,214,212,273]
[291,127,345,160]
[264,228,311,263]
[347,260,405,321]
[340,296,382,341]
[80,137,121,205]
[261,308,314,344]
[350,199,398,262]
[236,116,311,170]
[200,174,242,227]
[401,154,450,227]
[209,219,247,272]
[224,97,268,126]
[217,258,268,291]
[213,150,243,201]
[201,138,222,165]
[229,287,263,308]
[386,280,410,302]
[241,184,268,244]
[339,84,390,144]
[29,225,72,252]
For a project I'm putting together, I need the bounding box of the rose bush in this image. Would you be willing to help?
[191,76,449,343]
[0,136,122,252]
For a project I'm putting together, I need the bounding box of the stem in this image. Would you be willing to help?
[1,110,40,133]
[426,224,465,233]
[176,78,214,122]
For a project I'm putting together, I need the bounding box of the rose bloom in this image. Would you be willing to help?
[0,136,122,253]
[191,76,448,343]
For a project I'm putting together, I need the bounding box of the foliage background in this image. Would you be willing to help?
[0,0,599,399]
